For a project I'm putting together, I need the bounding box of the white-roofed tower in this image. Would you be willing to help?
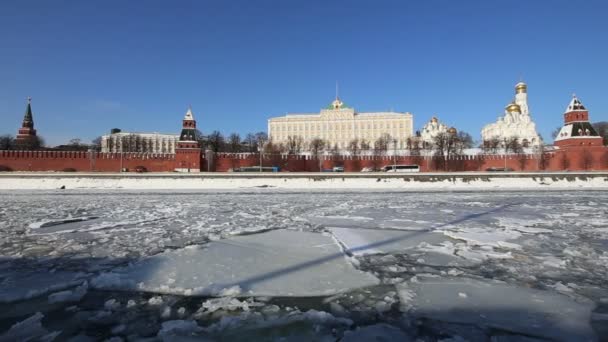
[175,106,202,172]
[554,95,602,147]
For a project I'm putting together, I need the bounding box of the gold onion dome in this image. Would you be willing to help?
[506,102,522,113]
[515,82,527,94]
[431,116,438,123]
[447,127,457,134]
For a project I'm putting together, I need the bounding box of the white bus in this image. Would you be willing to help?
[382,164,420,173]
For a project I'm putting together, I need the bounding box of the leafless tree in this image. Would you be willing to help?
[207,131,225,153]
[359,139,370,152]
[505,137,523,153]
[347,138,360,156]
[551,126,562,140]
[286,135,304,154]
[90,136,102,152]
[227,133,242,153]
[374,133,391,156]
[592,121,608,145]
[0,135,16,150]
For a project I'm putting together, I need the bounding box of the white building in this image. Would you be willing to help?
[481,82,541,147]
[268,98,414,150]
[420,116,450,147]
[101,131,179,153]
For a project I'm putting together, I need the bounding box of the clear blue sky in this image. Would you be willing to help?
[1,0,607,145]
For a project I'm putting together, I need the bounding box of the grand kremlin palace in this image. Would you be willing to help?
[268,98,414,150]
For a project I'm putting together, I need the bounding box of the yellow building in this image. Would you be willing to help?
[268,98,414,150]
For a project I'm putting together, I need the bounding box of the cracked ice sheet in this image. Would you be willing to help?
[397,276,596,341]
[328,227,448,256]
[92,230,379,297]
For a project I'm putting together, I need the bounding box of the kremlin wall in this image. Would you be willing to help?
[1,83,607,173]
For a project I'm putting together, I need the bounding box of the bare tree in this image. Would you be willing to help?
[347,138,360,156]
[457,131,474,149]
[227,133,242,153]
[482,137,501,154]
[207,131,225,153]
[91,136,102,152]
[592,121,608,145]
[505,137,523,153]
[309,138,326,157]
[432,132,462,171]
[551,126,562,140]
[243,133,256,152]
[360,139,370,152]
[374,133,391,156]
[0,135,16,150]
[286,135,304,154]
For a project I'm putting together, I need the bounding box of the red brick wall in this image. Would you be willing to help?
[0,151,176,172]
[1,147,607,172]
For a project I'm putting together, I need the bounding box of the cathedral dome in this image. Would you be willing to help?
[505,102,522,113]
[515,82,527,94]
[447,127,457,135]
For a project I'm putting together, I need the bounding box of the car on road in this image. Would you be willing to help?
[485,167,514,172]
[332,166,344,172]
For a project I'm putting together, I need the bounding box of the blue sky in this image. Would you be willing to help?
[1,0,607,145]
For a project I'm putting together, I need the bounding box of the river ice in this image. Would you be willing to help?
[0,190,607,341]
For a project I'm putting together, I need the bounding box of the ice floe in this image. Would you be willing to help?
[397,276,596,341]
[92,230,379,297]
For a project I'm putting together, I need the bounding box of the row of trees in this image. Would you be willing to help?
[0,135,45,151]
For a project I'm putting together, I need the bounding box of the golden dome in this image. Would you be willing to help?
[431,116,438,123]
[505,102,522,113]
[515,82,527,94]
[447,127,457,134]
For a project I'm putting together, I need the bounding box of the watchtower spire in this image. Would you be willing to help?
[16,97,38,145]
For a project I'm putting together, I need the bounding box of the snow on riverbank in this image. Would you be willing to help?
[0,172,607,190]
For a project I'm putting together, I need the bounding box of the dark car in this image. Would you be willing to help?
[485,167,514,172]
[134,166,148,173]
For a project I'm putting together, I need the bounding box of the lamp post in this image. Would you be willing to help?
[392,139,397,171]
[120,141,123,173]
[258,141,265,172]
[503,138,508,170]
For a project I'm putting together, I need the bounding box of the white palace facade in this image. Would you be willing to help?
[481,82,541,147]
[268,98,414,150]
[101,131,179,153]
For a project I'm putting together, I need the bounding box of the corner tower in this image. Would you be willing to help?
[554,95,602,147]
[175,106,202,172]
[16,97,38,145]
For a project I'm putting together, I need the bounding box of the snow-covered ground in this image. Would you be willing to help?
[0,172,607,190]
[1,190,607,341]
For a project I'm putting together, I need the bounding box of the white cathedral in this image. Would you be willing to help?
[481,82,541,147]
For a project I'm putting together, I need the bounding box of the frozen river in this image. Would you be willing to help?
[1,190,607,341]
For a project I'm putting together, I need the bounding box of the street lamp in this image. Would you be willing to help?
[392,139,398,171]
[503,138,508,170]
[258,140,265,172]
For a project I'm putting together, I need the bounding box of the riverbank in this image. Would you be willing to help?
[1,172,607,190]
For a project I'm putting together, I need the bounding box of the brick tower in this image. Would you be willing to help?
[15,97,38,149]
[554,95,603,147]
[175,106,202,172]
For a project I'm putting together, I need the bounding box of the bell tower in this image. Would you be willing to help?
[175,106,202,172]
